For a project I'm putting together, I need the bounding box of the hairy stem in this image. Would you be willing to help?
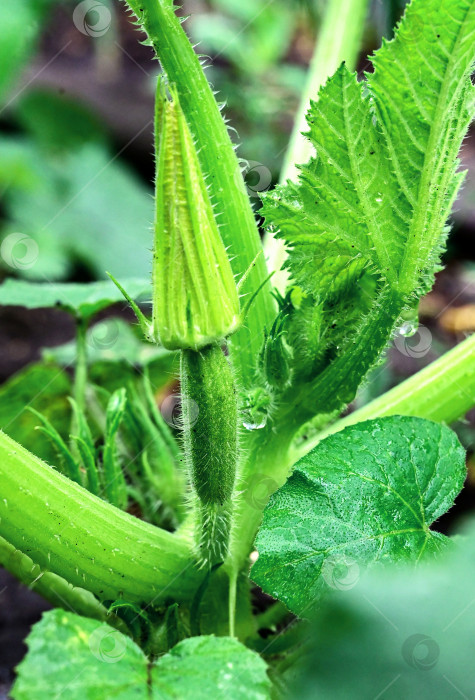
[123,0,275,385]
[299,331,475,455]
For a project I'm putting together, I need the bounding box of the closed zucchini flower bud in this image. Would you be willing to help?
[152,85,241,350]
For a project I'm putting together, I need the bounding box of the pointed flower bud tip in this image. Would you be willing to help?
[152,83,241,351]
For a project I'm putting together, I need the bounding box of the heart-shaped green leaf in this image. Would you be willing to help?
[252,416,466,616]
[12,610,271,699]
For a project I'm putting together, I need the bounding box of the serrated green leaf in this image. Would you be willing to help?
[368,0,475,297]
[12,610,271,700]
[266,66,404,296]
[252,417,466,616]
[0,278,150,321]
[262,0,475,414]
[293,518,475,700]
[268,0,475,299]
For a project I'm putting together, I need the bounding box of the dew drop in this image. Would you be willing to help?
[243,416,267,431]
[398,320,418,337]
[396,307,419,338]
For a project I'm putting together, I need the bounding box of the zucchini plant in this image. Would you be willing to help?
[2,0,475,697]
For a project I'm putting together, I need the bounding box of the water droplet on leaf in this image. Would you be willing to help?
[243,416,267,431]
[396,307,419,338]
[398,320,418,337]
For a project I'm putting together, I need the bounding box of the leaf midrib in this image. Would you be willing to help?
[259,528,431,577]
[341,79,396,283]
[397,2,475,294]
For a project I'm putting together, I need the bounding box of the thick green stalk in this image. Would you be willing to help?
[227,285,401,576]
[299,331,475,455]
[264,0,369,288]
[0,536,129,635]
[124,0,275,384]
[0,431,200,604]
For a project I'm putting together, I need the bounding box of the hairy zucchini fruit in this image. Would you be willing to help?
[181,344,238,566]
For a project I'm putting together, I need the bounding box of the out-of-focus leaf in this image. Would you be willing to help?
[0,278,150,321]
[0,139,153,279]
[14,89,108,151]
[193,0,294,71]
[0,362,71,463]
[292,519,475,700]
[0,0,54,104]
[44,318,165,365]
[42,318,178,387]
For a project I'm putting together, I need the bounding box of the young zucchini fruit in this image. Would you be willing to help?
[153,83,242,566]
[181,346,238,565]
